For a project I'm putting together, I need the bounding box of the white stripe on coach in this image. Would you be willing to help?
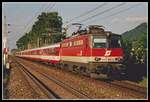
[20,55,60,61]
[20,43,60,53]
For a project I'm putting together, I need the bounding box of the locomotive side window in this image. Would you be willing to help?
[62,42,69,47]
[93,38,106,48]
[109,39,121,48]
[62,40,83,47]
[73,40,83,46]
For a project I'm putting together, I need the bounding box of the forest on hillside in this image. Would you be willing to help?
[121,22,147,82]
[122,22,147,65]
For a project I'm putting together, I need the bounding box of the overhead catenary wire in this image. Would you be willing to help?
[64,2,126,30]
[85,3,143,24]
[43,3,53,12]
[46,3,56,12]
[64,3,107,25]
[78,2,126,24]
[22,2,55,35]
[22,3,47,35]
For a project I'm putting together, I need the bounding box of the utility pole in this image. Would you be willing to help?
[3,16,8,66]
[3,15,10,69]
[37,37,40,47]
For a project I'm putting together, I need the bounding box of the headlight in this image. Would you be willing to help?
[118,58,123,62]
[95,57,101,61]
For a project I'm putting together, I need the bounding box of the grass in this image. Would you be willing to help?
[139,76,147,88]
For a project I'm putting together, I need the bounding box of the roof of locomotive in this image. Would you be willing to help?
[111,33,122,37]
[63,34,88,42]
[63,32,121,40]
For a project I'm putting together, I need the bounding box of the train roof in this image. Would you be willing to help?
[111,33,122,37]
[20,42,60,52]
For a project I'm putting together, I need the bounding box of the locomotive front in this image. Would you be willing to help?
[86,25,125,79]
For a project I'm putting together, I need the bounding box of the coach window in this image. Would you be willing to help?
[47,49,49,54]
[69,42,72,46]
[44,49,46,54]
[62,42,68,47]
[46,48,51,55]
[51,48,56,54]
[34,51,35,55]
[47,49,50,54]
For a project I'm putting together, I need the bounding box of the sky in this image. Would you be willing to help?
[2,2,148,51]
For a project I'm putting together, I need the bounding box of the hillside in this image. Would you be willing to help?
[122,22,147,41]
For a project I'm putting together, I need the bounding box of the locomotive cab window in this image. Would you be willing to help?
[93,37,106,48]
[108,39,121,48]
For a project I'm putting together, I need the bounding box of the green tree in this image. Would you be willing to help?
[16,12,64,49]
[131,33,147,64]
[122,30,147,64]
[121,39,132,57]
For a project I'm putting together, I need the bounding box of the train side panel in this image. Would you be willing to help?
[16,43,60,64]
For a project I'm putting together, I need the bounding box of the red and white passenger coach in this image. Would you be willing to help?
[16,43,60,64]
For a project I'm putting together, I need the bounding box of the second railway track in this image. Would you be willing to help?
[107,80,147,95]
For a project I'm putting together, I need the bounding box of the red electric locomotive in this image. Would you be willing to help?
[15,25,125,79]
[59,25,125,78]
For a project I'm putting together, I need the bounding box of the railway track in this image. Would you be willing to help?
[13,57,91,99]
[12,57,61,99]
[108,80,147,95]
